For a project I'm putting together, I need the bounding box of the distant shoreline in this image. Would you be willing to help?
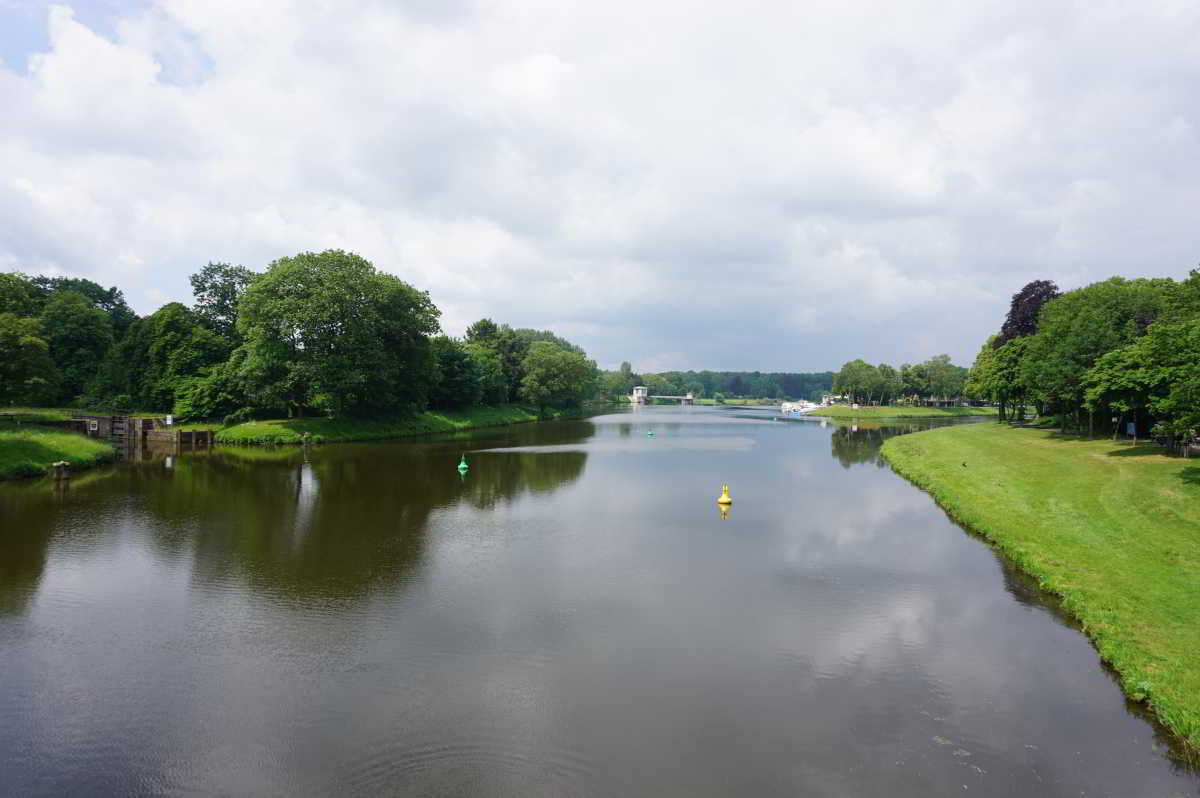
[811,405,998,420]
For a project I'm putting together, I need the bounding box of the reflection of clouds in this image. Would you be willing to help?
[4,410,1197,795]
[766,585,937,680]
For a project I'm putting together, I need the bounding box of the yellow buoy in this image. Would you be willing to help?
[717,484,733,504]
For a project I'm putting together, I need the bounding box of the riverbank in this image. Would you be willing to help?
[0,427,116,480]
[881,422,1200,751]
[213,404,586,445]
[813,405,997,419]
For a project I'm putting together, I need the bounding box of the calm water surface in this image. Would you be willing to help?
[1,406,1197,797]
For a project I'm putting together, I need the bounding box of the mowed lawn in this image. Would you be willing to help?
[0,427,115,480]
[882,422,1200,750]
[814,404,998,419]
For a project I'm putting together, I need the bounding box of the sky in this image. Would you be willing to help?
[2,1,1199,372]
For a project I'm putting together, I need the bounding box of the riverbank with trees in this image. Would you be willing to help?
[881,421,1200,751]
[598,363,832,403]
[966,273,1200,446]
[831,354,972,407]
[1,251,601,440]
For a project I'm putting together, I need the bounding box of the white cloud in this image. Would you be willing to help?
[3,0,1199,369]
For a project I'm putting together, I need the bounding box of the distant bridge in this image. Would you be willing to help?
[631,386,694,405]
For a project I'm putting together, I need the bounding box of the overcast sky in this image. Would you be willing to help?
[2,1,1198,371]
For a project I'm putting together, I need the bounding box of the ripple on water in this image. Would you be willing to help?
[343,732,599,796]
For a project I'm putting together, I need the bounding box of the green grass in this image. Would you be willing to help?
[214,404,582,445]
[881,422,1200,751]
[0,407,76,424]
[813,405,998,419]
[0,427,116,480]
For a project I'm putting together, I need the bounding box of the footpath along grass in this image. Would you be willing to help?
[0,427,116,480]
[882,422,1200,751]
[214,404,581,444]
[813,405,997,419]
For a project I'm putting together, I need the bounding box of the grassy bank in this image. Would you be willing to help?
[0,427,116,480]
[813,405,997,419]
[881,422,1200,750]
[214,404,582,445]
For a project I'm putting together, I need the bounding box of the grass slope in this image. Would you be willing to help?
[0,427,116,480]
[882,422,1200,751]
[214,404,580,444]
[813,405,997,419]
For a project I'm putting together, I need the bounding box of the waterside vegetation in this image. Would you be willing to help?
[213,404,581,445]
[881,422,1200,751]
[2,253,602,435]
[0,427,115,481]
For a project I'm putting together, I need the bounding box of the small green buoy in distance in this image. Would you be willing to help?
[647,430,654,437]
[457,454,469,473]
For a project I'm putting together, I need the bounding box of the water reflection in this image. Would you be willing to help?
[0,409,1197,796]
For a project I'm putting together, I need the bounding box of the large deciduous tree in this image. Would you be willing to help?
[92,303,230,411]
[29,276,136,341]
[429,337,482,410]
[996,279,1060,346]
[1022,277,1171,430]
[520,342,598,411]
[190,262,254,341]
[0,313,53,405]
[40,291,113,403]
[236,250,440,417]
[0,273,37,316]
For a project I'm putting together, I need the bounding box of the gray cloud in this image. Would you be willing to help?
[2,0,1198,371]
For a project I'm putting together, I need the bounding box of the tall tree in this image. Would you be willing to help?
[237,250,441,416]
[465,342,509,404]
[0,313,53,405]
[996,279,1060,346]
[1022,277,1171,429]
[429,337,482,410]
[40,291,113,403]
[29,276,136,340]
[92,303,229,411]
[520,342,598,411]
[190,262,254,341]
[0,273,36,316]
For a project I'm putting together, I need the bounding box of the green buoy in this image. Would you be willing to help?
[457,454,469,472]
[647,430,654,437]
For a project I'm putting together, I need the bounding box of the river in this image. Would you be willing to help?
[1,406,1196,796]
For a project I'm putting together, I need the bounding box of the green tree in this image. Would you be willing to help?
[0,313,53,405]
[876,364,901,405]
[429,336,482,410]
[40,291,113,403]
[519,342,598,411]
[0,273,37,316]
[237,250,441,417]
[465,318,499,344]
[29,276,136,340]
[1022,277,1171,430]
[191,262,254,341]
[92,303,230,411]
[465,342,509,404]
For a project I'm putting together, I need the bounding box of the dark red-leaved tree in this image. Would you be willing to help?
[995,279,1060,346]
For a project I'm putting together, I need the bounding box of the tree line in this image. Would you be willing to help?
[0,250,600,421]
[831,355,971,406]
[598,364,833,402]
[966,272,1200,444]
